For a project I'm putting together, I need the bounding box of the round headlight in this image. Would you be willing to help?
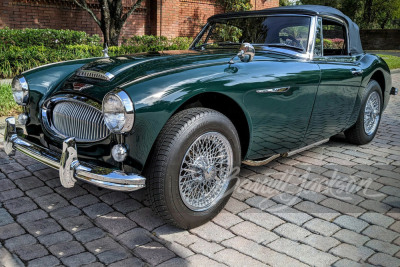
[103,89,134,133]
[11,76,29,106]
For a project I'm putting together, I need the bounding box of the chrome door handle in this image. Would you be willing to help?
[351,69,363,76]
[256,87,290,94]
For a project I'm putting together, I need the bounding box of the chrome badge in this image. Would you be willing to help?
[73,82,94,91]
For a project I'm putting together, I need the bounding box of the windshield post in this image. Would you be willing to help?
[307,16,318,60]
[190,22,210,49]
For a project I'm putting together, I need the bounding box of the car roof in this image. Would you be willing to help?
[208,5,363,55]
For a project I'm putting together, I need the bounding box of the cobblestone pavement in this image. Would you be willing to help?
[0,73,399,267]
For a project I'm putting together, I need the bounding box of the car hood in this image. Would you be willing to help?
[56,48,296,102]
[58,50,239,101]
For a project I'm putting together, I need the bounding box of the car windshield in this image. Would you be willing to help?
[192,16,311,53]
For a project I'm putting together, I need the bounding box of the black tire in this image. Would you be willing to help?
[144,108,241,229]
[345,80,383,145]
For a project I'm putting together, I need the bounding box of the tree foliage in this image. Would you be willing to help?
[73,0,144,46]
[298,0,400,29]
[216,0,252,12]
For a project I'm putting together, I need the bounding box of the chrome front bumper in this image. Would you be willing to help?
[3,117,146,192]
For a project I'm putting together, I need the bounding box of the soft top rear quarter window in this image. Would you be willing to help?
[322,18,348,56]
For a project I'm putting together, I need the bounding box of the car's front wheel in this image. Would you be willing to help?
[145,108,241,229]
[345,79,383,145]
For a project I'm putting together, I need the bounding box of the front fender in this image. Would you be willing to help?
[121,63,253,171]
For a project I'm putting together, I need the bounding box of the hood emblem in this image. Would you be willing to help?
[76,70,115,81]
[73,82,94,91]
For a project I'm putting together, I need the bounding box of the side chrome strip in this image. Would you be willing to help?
[285,139,330,157]
[242,138,330,166]
[256,87,290,94]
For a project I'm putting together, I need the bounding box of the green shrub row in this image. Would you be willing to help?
[0,28,101,48]
[122,35,193,51]
[0,28,193,78]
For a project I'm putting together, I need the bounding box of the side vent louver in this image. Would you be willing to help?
[76,70,115,81]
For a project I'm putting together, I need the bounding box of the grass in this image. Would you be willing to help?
[0,83,22,117]
[378,54,400,70]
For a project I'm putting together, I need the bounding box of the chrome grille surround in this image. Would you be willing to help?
[75,70,114,81]
[42,96,110,143]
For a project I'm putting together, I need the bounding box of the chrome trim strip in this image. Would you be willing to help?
[4,117,145,192]
[286,139,330,157]
[256,87,290,94]
[242,138,330,166]
[76,70,115,81]
[351,69,363,76]
[242,154,280,166]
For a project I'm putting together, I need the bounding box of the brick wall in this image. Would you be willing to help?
[0,0,279,40]
[159,0,279,37]
[0,0,150,38]
[360,29,400,50]
[178,0,225,37]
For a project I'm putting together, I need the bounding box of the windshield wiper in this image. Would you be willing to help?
[265,43,305,52]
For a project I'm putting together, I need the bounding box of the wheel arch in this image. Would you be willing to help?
[172,92,251,161]
[370,70,385,101]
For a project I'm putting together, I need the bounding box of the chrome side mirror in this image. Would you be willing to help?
[238,43,255,62]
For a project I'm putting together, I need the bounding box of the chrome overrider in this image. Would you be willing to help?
[3,117,146,192]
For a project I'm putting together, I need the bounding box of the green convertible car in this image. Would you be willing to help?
[4,5,398,228]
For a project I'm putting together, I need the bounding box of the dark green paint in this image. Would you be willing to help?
[20,45,392,173]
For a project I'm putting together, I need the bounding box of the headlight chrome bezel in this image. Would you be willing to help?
[11,75,29,106]
[102,89,135,134]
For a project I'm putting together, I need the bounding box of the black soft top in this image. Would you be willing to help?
[209,5,363,55]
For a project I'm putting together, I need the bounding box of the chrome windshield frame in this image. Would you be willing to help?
[190,14,318,60]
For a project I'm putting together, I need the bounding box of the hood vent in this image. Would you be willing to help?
[76,70,115,81]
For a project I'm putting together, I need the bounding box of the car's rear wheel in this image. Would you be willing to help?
[345,80,383,145]
[145,108,241,229]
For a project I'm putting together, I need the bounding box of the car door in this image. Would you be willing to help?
[243,58,321,159]
[304,17,363,145]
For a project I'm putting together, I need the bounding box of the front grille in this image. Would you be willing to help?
[52,101,110,142]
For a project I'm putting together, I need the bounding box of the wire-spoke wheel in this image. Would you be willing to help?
[363,91,381,136]
[179,132,233,211]
[345,79,383,145]
[145,108,241,229]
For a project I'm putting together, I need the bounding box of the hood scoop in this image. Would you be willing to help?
[75,69,115,81]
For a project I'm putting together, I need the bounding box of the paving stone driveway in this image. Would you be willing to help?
[0,73,399,267]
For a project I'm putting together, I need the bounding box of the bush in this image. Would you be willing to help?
[323,38,345,49]
[0,28,101,48]
[0,28,193,79]
[122,35,193,51]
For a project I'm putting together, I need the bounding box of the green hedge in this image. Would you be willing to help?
[0,28,193,79]
[0,28,101,48]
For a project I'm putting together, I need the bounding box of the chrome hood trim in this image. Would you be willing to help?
[75,70,115,81]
